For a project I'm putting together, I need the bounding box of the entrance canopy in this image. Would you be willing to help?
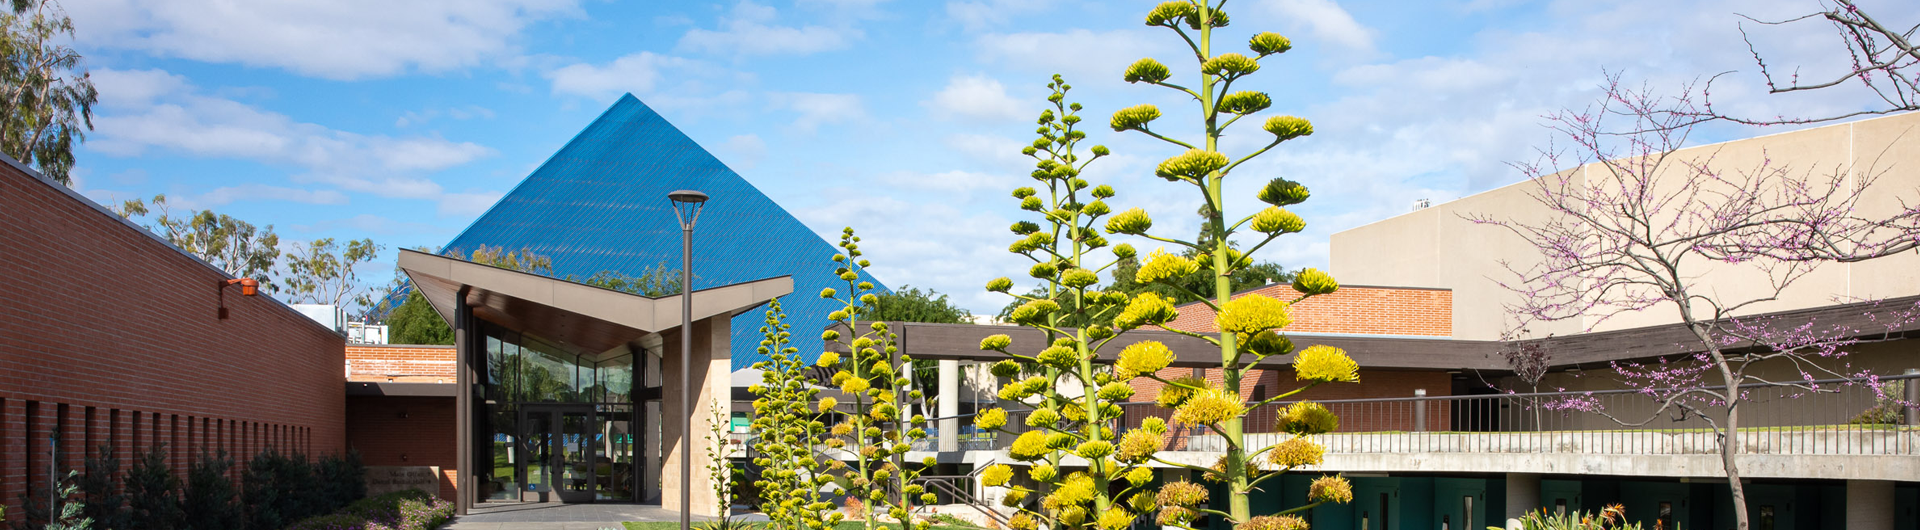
[398,248,792,353]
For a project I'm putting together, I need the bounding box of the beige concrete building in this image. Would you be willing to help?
[1332,111,1920,341]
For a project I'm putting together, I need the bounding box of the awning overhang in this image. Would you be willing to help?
[398,248,792,354]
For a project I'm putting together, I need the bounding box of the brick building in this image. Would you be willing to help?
[0,157,347,518]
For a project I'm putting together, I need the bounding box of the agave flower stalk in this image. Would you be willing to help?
[821,228,935,530]
[1107,1,1358,526]
[974,76,1166,530]
[747,299,839,530]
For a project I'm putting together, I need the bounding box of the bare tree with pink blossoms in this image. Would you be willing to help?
[1701,0,1919,125]
[1474,74,1920,530]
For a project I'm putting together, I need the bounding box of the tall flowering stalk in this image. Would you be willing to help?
[820,227,935,530]
[1476,76,1920,530]
[1102,1,1360,527]
[974,76,1165,530]
[749,299,839,530]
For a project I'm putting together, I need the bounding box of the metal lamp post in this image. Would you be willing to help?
[667,189,708,530]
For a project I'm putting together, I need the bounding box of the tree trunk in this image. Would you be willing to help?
[1723,400,1749,530]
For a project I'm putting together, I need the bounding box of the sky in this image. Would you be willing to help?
[56,0,1910,315]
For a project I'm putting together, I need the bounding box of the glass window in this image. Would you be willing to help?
[597,354,634,404]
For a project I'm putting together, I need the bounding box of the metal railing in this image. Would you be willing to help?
[948,374,1918,457]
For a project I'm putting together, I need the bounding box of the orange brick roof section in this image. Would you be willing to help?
[1163,284,1453,337]
[346,344,457,383]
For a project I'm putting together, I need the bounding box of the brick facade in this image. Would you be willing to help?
[1164,284,1453,336]
[0,160,346,519]
[345,396,457,502]
[347,344,455,383]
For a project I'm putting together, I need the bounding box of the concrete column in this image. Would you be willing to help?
[1904,369,1917,426]
[1414,389,1428,432]
[1505,472,1541,527]
[1848,480,1895,530]
[662,316,731,519]
[938,360,960,452]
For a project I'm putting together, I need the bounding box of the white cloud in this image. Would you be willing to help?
[87,67,498,215]
[769,92,867,133]
[437,191,505,217]
[942,133,1031,172]
[545,51,704,101]
[179,184,351,209]
[291,214,453,236]
[878,169,1013,194]
[974,29,1172,83]
[678,1,859,57]
[395,105,496,128]
[1257,0,1378,53]
[924,74,1028,123]
[720,134,767,171]
[66,0,581,80]
[945,0,1056,32]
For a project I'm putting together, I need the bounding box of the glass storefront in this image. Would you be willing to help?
[478,322,659,504]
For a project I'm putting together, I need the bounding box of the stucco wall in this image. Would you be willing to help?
[1331,112,1920,341]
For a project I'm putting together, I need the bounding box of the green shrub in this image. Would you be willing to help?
[1501,505,1649,530]
[80,444,131,529]
[124,444,183,529]
[181,451,241,530]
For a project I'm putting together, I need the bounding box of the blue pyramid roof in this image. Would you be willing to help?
[442,94,881,368]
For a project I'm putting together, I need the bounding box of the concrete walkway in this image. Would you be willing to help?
[443,502,696,529]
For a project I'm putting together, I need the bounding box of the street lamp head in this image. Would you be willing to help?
[667,190,709,204]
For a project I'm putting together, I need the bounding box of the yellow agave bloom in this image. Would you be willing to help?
[1281,401,1340,435]
[1243,515,1309,530]
[974,408,1007,430]
[1097,508,1135,530]
[1215,294,1291,335]
[980,464,1014,487]
[1310,475,1354,504]
[1171,387,1244,426]
[1293,344,1359,383]
[1135,248,1198,284]
[1113,292,1178,331]
[1155,480,1208,507]
[1266,436,1325,469]
[1115,340,1174,378]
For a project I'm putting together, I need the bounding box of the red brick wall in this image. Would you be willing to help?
[1164,285,1453,336]
[0,162,346,520]
[347,344,455,382]
[345,396,457,502]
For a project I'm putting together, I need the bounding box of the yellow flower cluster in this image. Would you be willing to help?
[1158,507,1196,526]
[1244,330,1294,358]
[1038,345,1078,368]
[1025,408,1060,428]
[1113,292,1178,331]
[1258,178,1310,206]
[1110,104,1163,132]
[1215,294,1292,335]
[1242,515,1309,530]
[1043,473,1097,511]
[1135,248,1199,284]
[839,377,869,394]
[1264,115,1314,140]
[817,397,838,413]
[1009,431,1050,461]
[1115,429,1164,464]
[1251,206,1305,234]
[1155,377,1207,408]
[1200,53,1260,77]
[1075,440,1114,459]
[1293,345,1359,383]
[980,464,1013,487]
[978,334,1012,351]
[1116,340,1174,378]
[1249,32,1293,56]
[1292,267,1338,296]
[1266,436,1325,469]
[1173,387,1245,426]
[1030,464,1058,482]
[1155,149,1230,181]
[1009,299,1060,324]
[1105,207,1153,235]
[1281,402,1340,435]
[1123,57,1171,84]
[1097,508,1135,530]
[1155,480,1208,507]
[1124,466,1154,486]
[1309,475,1354,504]
[1096,382,1135,401]
[1218,90,1272,115]
[815,351,839,367]
[1008,514,1039,530]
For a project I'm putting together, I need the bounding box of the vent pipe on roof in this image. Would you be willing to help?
[1411,198,1432,211]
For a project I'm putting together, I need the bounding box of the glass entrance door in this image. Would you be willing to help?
[520,405,598,503]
